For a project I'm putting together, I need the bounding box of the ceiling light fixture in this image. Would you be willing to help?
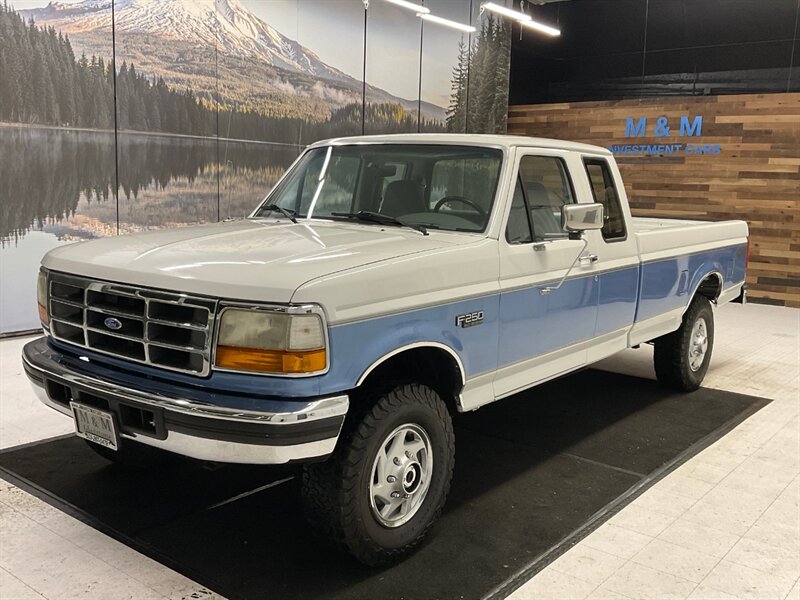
[519,18,560,36]
[418,13,477,33]
[481,2,531,22]
[385,0,430,14]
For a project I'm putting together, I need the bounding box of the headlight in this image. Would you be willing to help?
[214,308,327,375]
[37,271,48,324]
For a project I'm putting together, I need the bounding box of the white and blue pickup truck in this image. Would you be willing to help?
[24,134,748,564]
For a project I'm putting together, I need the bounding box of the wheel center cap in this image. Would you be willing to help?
[402,463,421,494]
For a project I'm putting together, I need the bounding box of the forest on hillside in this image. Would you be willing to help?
[447,15,511,134]
[0,4,448,142]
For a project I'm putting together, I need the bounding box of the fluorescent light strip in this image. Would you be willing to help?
[481,2,531,22]
[519,18,560,36]
[419,13,476,33]
[386,0,430,14]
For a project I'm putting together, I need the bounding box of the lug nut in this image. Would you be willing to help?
[405,451,412,458]
[391,491,400,498]
[404,493,410,498]
[387,475,397,483]
[393,457,401,466]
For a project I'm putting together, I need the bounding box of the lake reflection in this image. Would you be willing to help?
[1,126,300,243]
[0,125,300,332]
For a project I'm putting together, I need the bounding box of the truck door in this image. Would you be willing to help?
[494,150,601,399]
[582,157,640,362]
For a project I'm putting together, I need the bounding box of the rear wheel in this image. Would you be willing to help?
[301,383,454,565]
[654,295,715,391]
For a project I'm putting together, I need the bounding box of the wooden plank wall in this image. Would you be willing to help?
[507,93,800,308]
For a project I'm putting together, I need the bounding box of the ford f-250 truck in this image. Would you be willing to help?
[23,134,748,564]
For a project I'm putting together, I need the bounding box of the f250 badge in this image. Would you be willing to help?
[456,311,484,328]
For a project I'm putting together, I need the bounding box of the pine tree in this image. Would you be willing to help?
[446,38,469,133]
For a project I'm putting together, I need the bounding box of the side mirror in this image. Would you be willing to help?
[562,203,604,238]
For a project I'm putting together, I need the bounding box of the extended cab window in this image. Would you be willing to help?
[506,155,575,243]
[584,158,626,241]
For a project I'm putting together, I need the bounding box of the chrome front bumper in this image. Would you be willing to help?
[23,337,348,465]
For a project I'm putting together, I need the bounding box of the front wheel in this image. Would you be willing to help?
[301,383,454,565]
[654,295,715,391]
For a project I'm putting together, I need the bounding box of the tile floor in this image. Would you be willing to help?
[1,302,798,600]
[511,303,800,600]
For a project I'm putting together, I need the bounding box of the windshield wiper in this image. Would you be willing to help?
[331,211,428,236]
[261,203,298,224]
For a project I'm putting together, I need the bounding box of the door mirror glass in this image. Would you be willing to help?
[562,203,604,233]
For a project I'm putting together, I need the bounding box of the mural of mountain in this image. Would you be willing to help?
[0,0,511,333]
[19,0,447,122]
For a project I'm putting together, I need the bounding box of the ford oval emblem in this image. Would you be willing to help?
[104,317,123,331]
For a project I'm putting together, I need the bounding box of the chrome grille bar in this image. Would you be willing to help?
[47,272,216,376]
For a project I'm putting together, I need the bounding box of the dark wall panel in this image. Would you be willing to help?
[645,0,798,50]
[510,0,800,104]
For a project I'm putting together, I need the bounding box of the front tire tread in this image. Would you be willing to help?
[301,383,453,566]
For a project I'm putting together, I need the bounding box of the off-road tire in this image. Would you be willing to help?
[84,439,167,468]
[654,295,715,391]
[300,383,455,566]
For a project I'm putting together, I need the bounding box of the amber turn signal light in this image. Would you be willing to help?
[37,271,48,324]
[215,345,326,374]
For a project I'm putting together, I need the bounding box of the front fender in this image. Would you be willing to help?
[324,297,500,394]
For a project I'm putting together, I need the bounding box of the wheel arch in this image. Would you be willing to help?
[355,342,466,412]
[689,270,724,307]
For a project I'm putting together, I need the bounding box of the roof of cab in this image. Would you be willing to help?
[308,133,612,155]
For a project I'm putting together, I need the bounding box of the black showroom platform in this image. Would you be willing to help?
[0,369,768,600]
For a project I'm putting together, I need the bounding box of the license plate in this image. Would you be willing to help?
[70,402,118,451]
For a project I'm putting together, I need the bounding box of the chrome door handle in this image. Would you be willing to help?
[579,253,598,266]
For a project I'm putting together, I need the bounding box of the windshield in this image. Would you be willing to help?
[253,144,504,233]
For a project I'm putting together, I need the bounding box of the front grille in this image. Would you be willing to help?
[47,272,216,376]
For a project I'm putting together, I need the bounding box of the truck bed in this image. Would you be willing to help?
[629,216,749,344]
[632,217,749,263]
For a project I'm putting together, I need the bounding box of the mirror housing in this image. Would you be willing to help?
[562,203,604,238]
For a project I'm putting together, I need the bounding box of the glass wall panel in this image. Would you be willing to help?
[215,1,300,219]
[0,3,116,331]
[297,0,365,140]
[466,1,512,133]
[419,0,471,133]
[113,0,221,232]
[364,1,422,134]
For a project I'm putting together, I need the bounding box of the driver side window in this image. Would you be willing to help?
[506,155,575,243]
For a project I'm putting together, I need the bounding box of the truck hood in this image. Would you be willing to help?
[42,219,466,303]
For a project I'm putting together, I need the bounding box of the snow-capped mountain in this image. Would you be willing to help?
[22,0,354,84]
[20,0,447,122]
